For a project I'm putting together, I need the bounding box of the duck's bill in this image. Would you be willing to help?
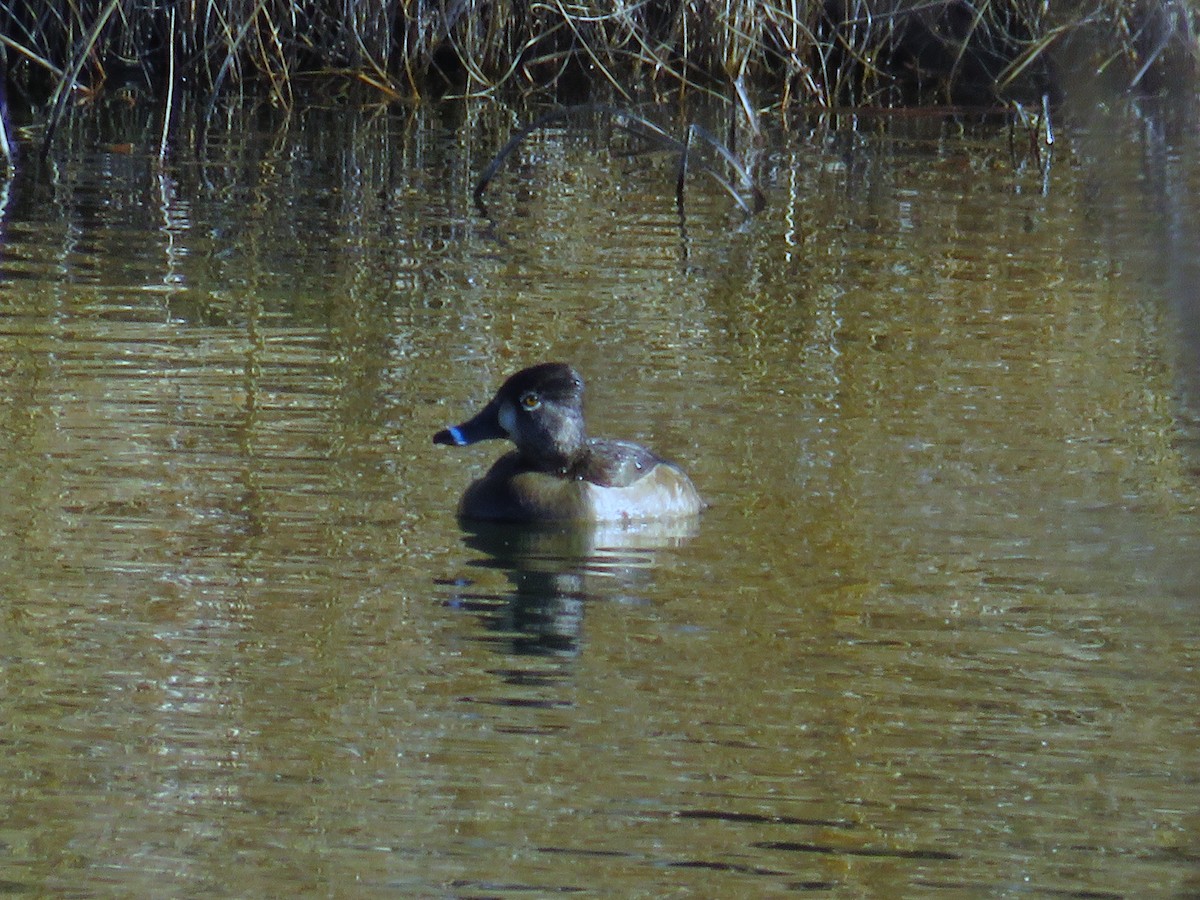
[433,405,506,447]
[432,424,470,446]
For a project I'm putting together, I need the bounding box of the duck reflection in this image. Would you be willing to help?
[444,518,699,658]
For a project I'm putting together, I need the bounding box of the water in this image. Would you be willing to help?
[1,98,1198,896]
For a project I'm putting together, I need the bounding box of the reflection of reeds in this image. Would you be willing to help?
[473,104,765,215]
[0,1,1195,120]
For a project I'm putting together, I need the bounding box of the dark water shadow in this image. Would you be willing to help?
[440,518,699,659]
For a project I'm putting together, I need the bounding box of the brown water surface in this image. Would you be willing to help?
[1,100,1198,896]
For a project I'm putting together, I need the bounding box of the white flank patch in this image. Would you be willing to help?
[583,475,699,522]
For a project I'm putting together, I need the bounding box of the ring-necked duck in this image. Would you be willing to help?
[433,363,704,523]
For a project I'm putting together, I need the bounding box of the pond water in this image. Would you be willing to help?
[1,96,1198,896]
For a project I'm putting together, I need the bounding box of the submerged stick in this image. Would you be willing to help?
[675,122,692,213]
[473,103,765,216]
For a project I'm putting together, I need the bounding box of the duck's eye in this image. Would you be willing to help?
[519,391,541,411]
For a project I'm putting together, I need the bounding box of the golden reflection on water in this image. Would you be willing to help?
[0,104,1198,896]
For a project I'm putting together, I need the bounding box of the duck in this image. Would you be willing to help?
[433,362,704,523]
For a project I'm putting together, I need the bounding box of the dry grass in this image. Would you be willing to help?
[0,0,1196,115]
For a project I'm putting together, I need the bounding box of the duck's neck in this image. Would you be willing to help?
[520,428,589,475]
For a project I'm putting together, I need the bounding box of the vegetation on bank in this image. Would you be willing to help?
[0,0,1195,115]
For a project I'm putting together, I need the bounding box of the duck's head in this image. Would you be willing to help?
[433,363,587,470]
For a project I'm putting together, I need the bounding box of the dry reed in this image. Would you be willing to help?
[0,1,1195,133]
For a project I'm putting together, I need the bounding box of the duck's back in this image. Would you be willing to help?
[578,438,661,487]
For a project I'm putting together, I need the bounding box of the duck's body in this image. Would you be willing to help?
[458,439,702,522]
[434,363,704,524]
